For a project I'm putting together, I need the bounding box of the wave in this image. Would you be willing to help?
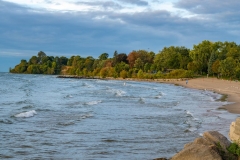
[80,113,93,119]
[186,110,193,117]
[138,97,145,104]
[22,105,33,109]
[154,92,164,99]
[107,88,126,97]
[84,100,102,106]
[81,82,94,88]
[184,110,202,132]
[0,119,13,124]
[114,90,126,97]
[64,94,73,98]
[14,110,37,118]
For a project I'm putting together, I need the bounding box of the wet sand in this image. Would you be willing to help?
[165,78,240,114]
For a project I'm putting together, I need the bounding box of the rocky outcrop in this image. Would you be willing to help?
[229,117,240,145]
[171,131,236,160]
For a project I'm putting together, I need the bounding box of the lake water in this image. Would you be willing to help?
[0,73,238,159]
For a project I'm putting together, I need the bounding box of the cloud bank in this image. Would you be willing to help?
[0,0,239,71]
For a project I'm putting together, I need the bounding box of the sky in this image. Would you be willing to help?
[0,0,240,72]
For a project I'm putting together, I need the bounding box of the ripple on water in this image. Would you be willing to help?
[0,119,13,124]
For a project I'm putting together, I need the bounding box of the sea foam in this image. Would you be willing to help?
[15,110,37,118]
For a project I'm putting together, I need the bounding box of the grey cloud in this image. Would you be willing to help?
[0,0,240,61]
[74,1,123,10]
[174,0,240,14]
[117,0,148,6]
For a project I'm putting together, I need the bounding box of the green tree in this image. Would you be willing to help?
[114,62,129,74]
[84,56,95,71]
[137,69,144,79]
[37,51,46,64]
[212,60,220,76]
[208,52,217,75]
[27,65,40,74]
[99,53,109,61]
[29,56,38,65]
[219,57,236,78]
[134,58,144,70]
[190,40,213,74]
[154,46,189,71]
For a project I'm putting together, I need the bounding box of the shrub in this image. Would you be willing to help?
[227,142,240,156]
[120,70,128,79]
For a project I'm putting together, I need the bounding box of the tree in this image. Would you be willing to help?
[29,56,38,65]
[100,67,108,78]
[208,52,217,75]
[134,58,144,70]
[187,61,200,73]
[115,53,128,64]
[137,69,144,79]
[99,53,109,61]
[120,70,127,79]
[84,57,95,71]
[37,51,46,64]
[127,50,139,68]
[27,65,40,74]
[219,57,236,78]
[154,46,189,71]
[212,60,220,76]
[59,56,68,65]
[113,50,118,58]
[115,62,129,74]
[189,40,213,74]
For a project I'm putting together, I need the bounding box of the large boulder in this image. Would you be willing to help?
[229,117,240,145]
[171,131,235,160]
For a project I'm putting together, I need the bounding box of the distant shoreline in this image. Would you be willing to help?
[58,75,240,114]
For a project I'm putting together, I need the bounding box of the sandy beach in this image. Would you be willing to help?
[165,78,240,114]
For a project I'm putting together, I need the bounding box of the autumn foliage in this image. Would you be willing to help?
[10,40,240,80]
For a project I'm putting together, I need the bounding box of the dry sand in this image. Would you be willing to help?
[165,78,240,114]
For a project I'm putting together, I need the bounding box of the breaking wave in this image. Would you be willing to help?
[14,110,37,118]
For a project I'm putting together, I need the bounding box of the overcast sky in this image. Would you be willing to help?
[0,0,240,72]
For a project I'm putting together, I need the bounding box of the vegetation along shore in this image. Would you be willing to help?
[10,40,240,80]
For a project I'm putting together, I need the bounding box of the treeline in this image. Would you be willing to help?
[10,40,240,79]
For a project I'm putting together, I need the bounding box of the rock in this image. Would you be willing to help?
[230,118,240,145]
[171,131,235,160]
[204,131,231,152]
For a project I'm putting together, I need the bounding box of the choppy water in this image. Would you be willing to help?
[0,73,238,159]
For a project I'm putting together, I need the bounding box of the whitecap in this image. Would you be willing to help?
[186,110,193,117]
[114,90,126,97]
[15,110,37,118]
[107,88,126,97]
[85,100,102,106]
[81,114,93,119]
